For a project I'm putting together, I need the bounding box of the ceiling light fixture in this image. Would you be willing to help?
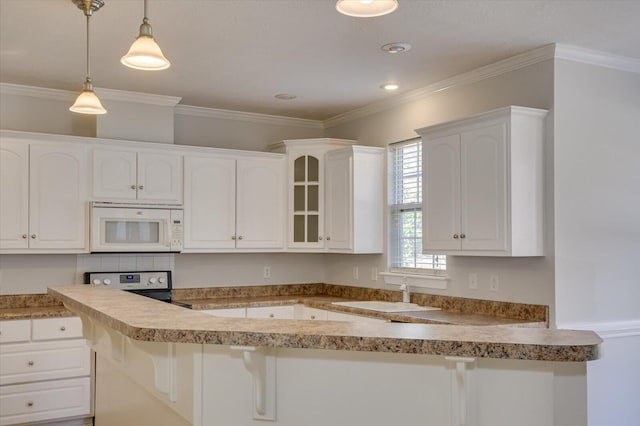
[274,93,297,100]
[121,0,170,71]
[381,42,411,54]
[381,83,399,91]
[69,0,107,115]
[336,0,399,18]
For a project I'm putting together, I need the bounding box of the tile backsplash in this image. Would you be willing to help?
[75,254,175,284]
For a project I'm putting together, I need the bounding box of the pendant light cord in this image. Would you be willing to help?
[85,13,90,80]
[144,0,148,20]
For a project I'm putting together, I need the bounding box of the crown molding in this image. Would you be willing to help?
[175,104,324,129]
[554,44,640,74]
[323,44,556,128]
[0,82,75,101]
[559,319,640,340]
[94,87,182,107]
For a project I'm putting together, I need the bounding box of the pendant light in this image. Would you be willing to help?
[69,0,107,115]
[336,0,399,17]
[121,0,170,71]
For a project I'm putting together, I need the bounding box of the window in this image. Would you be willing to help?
[388,138,446,272]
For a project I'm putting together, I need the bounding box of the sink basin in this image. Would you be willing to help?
[331,301,441,313]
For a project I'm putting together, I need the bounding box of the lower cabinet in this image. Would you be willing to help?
[202,304,388,323]
[0,317,92,426]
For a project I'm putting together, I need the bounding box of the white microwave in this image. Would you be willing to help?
[90,202,183,252]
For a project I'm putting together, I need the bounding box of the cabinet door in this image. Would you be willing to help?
[236,157,285,249]
[0,140,29,249]
[137,152,183,203]
[290,153,325,249]
[92,149,137,200]
[460,123,507,251]
[423,134,461,251]
[29,143,87,250]
[246,305,295,319]
[325,151,352,251]
[184,156,236,249]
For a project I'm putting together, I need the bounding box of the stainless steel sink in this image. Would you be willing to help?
[331,301,441,313]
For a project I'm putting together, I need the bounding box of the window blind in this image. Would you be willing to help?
[388,138,446,271]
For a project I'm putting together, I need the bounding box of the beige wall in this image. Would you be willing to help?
[324,60,556,311]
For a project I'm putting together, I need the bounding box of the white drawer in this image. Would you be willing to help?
[32,317,83,341]
[0,320,31,344]
[202,308,246,318]
[0,339,91,386]
[0,377,91,426]
[246,305,295,319]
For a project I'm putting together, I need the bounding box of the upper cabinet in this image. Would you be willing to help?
[270,139,384,253]
[92,148,183,204]
[416,106,547,256]
[0,136,88,252]
[183,153,286,252]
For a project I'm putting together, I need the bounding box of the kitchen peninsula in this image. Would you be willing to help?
[49,285,600,426]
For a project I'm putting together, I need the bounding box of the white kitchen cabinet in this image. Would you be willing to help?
[270,139,383,253]
[246,305,296,319]
[0,137,88,252]
[295,305,329,321]
[92,148,183,204]
[0,318,92,426]
[325,146,384,253]
[183,154,285,251]
[416,106,547,256]
[201,308,247,318]
[325,310,388,323]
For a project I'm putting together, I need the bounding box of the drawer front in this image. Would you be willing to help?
[0,340,91,386]
[0,320,31,344]
[202,308,246,318]
[32,317,83,341]
[0,377,91,426]
[246,305,295,319]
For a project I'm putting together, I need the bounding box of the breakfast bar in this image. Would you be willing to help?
[49,285,601,426]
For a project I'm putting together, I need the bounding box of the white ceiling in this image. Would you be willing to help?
[1,0,639,120]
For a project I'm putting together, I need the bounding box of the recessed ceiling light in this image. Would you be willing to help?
[274,93,297,100]
[381,83,399,91]
[336,0,399,18]
[381,42,411,54]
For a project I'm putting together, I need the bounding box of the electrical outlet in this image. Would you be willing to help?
[263,266,271,279]
[468,273,478,290]
[371,267,378,281]
[490,275,499,291]
[353,266,359,280]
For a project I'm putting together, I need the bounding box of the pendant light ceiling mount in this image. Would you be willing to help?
[69,0,106,115]
[121,0,171,71]
[336,0,399,18]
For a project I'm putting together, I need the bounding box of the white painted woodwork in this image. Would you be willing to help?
[0,321,31,344]
[246,305,296,319]
[325,146,385,253]
[92,148,183,204]
[0,377,91,426]
[325,310,388,323]
[31,317,83,341]
[201,308,247,318]
[0,141,29,249]
[236,157,286,249]
[0,317,91,426]
[184,156,237,249]
[0,137,88,252]
[296,305,329,321]
[417,106,546,256]
[0,339,91,385]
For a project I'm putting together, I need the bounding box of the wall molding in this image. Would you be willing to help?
[0,82,75,102]
[174,104,324,129]
[561,320,640,340]
[554,44,640,75]
[94,87,182,107]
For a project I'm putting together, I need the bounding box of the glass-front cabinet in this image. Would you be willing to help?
[269,138,356,250]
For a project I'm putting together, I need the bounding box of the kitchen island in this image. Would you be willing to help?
[49,285,601,426]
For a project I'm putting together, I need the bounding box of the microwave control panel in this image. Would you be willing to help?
[84,271,171,291]
[170,210,184,251]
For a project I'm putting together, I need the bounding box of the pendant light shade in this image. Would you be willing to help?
[336,0,399,17]
[121,0,170,71]
[70,0,106,115]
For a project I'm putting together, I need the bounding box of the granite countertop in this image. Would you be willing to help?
[48,285,601,362]
[0,294,74,320]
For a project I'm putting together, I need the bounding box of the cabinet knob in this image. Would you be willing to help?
[453,234,459,239]
[238,235,243,240]
[27,401,34,407]
[326,236,331,241]
[460,233,466,239]
[318,236,323,240]
[138,185,144,190]
[60,326,66,332]
[31,234,36,239]
[269,313,275,318]
[231,236,236,240]
[22,234,27,239]
[27,360,34,366]
[131,185,137,190]
[310,315,316,319]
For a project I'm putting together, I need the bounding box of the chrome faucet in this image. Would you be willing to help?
[400,278,410,303]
